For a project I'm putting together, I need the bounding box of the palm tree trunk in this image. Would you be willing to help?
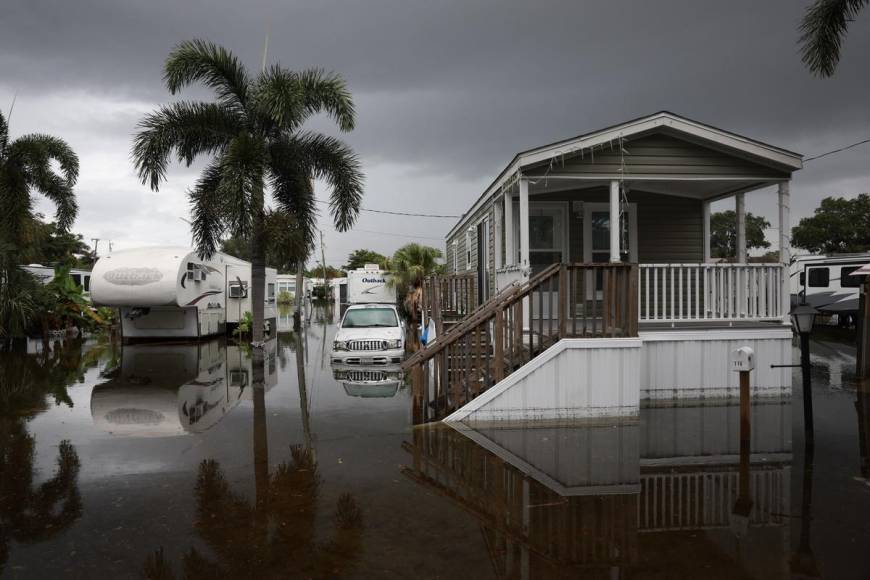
[293,265,304,331]
[250,187,266,344]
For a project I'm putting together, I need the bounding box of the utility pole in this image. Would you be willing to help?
[91,238,100,257]
[320,231,328,303]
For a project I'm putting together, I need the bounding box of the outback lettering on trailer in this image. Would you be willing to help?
[362,277,386,284]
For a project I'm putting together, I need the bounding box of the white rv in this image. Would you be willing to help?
[90,246,277,340]
[22,265,93,298]
[790,253,870,315]
[347,264,395,305]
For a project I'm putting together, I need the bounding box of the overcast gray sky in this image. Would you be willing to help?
[3,0,870,265]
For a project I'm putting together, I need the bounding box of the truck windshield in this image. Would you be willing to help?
[342,308,398,328]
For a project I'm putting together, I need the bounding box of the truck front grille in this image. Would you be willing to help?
[347,340,386,351]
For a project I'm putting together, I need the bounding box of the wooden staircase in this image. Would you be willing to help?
[404,263,638,424]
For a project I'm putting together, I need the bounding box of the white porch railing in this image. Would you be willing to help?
[639,263,785,323]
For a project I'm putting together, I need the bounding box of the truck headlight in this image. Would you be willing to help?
[386,339,402,349]
[333,341,347,351]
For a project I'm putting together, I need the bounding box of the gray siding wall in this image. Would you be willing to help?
[447,187,704,295]
[525,133,790,179]
[445,201,496,297]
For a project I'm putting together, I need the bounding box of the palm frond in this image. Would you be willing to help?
[188,162,227,259]
[7,134,79,230]
[132,101,240,190]
[295,69,356,132]
[9,134,79,185]
[800,0,869,76]
[292,132,363,232]
[268,159,318,259]
[164,39,250,109]
[253,66,304,132]
[0,110,8,154]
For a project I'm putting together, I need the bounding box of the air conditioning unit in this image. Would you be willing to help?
[229,283,248,298]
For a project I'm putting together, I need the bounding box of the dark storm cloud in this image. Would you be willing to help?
[3,0,870,259]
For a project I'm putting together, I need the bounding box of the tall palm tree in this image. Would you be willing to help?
[389,243,443,323]
[132,39,364,343]
[800,0,868,77]
[0,110,79,253]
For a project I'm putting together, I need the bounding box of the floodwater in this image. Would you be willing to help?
[0,310,869,579]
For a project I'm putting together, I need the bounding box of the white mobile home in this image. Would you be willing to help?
[90,246,277,340]
[408,112,803,423]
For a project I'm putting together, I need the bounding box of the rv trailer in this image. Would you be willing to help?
[90,246,277,340]
[347,264,395,305]
[790,253,870,317]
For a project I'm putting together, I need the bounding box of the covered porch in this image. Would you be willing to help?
[465,113,803,326]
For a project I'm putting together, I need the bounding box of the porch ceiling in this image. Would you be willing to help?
[527,176,776,201]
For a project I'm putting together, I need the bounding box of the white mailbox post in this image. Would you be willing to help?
[730,346,754,526]
[730,346,755,372]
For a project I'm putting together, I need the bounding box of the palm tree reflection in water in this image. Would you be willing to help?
[144,331,363,578]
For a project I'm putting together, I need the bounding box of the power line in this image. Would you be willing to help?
[315,198,460,219]
[804,137,870,163]
[348,227,444,240]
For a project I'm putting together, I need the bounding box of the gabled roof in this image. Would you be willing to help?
[446,111,803,240]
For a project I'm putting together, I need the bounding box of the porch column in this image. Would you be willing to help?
[703,200,711,262]
[494,198,503,271]
[519,177,530,271]
[609,180,620,262]
[736,193,747,263]
[503,191,514,267]
[778,181,791,321]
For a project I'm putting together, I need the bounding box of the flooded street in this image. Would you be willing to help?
[1,311,869,579]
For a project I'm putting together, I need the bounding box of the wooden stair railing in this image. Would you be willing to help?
[404,263,638,424]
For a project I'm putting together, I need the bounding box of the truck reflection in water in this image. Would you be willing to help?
[91,339,277,436]
[331,363,404,398]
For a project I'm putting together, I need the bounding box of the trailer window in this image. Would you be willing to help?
[799,272,805,286]
[71,273,81,286]
[841,266,864,288]
[83,275,90,292]
[807,267,829,288]
[267,283,275,301]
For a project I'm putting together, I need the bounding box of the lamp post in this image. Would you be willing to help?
[791,303,818,445]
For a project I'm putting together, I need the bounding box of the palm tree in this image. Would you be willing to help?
[800,0,868,77]
[0,110,79,253]
[132,39,364,343]
[389,243,443,323]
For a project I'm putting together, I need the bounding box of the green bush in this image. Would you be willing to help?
[277,290,294,304]
[233,311,253,338]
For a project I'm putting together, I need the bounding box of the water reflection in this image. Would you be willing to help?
[332,364,405,398]
[90,340,277,437]
[0,340,103,574]
[405,401,793,577]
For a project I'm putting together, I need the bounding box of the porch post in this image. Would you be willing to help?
[778,181,791,322]
[736,193,747,263]
[503,191,514,267]
[519,177,530,272]
[609,180,620,262]
[494,198,503,271]
[703,200,711,262]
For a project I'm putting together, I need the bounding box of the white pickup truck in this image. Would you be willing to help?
[331,304,405,365]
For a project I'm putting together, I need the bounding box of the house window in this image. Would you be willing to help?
[807,267,829,288]
[841,266,863,288]
[466,229,474,270]
[514,204,568,274]
[452,240,458,273]
[267,283,275,301]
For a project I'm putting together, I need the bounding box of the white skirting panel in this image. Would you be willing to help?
[444,338,642,424]
[639,328,793,401]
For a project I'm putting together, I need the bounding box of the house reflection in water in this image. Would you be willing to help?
[90,339,277,436]
[403,400,792,578]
